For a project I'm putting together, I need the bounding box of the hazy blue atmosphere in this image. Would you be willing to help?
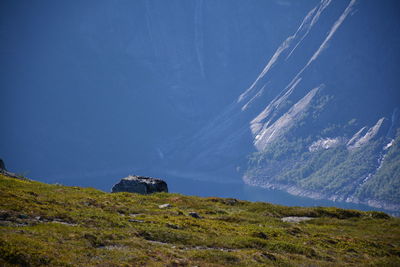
[1,0,399,214]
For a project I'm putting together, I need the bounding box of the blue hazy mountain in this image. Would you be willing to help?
[163,0,400,211]
[0,0,316,179]
[1,0,399,211]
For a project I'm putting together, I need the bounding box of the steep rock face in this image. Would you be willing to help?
[111,176,168,194]
[166,0,400,210]
[0,159,5,171]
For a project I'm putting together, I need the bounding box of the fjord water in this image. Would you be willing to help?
[166,176,389,213]
[54,171,389,214]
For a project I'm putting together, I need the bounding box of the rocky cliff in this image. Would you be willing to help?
[165,0,400,211]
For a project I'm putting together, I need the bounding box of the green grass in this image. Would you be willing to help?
[0,174,399,266]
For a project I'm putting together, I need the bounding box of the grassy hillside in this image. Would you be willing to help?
[0,174,399,266]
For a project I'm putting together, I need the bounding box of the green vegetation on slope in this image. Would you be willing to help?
[0,174,399,266]
[355,133,400,204]
[246,133,400,206]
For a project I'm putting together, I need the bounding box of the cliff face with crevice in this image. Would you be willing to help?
[164,0,400,211]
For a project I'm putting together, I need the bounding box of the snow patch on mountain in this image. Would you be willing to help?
[286,0,332,60]
[250,77,303,135]
[346,127,368,148]
[347,118,387,150]
[309,137,344,152]
[241,84,267,111]
[384,139,394,150]
[238,0,333,105]
[303,0,358,70]
[238,36,295,103]
[253,86,320,151]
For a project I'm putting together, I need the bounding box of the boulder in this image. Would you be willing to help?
[188,212,201,219]
[0,159,5,171]
[111,175,168,194]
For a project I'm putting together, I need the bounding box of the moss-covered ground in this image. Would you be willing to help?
[0,174,399,266]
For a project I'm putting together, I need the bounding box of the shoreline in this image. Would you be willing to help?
[243,175,400,215]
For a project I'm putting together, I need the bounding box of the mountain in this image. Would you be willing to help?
[1,0,399,212]
[1,174,399,266]
[163,0,400,211]
[0,0,317,186]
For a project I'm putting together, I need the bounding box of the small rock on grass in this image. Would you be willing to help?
[281,216,313,223]
[129,219,144,223]
[159,204,171,209]
[189,212,201,219]
[166,223,180,229]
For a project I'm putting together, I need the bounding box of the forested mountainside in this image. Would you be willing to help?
[164,0,400,211]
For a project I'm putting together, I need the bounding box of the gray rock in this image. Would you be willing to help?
[17,214,29,219]
[128,219,145,223]
[166,223,180,229]
[189,212,201,219]
[111,175,168,194]
[252,231,268,239]
[281,216,313,223]
[159,204,171,209]
[0,159,5,171]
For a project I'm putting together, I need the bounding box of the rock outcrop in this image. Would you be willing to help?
[0,159,6,171]
[0,159,25,180]
[111,175,168,194]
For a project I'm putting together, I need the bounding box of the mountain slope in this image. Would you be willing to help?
[0,0,317,186]
[1,174,399,266]
[1,0,399,213]
[165,0,400,211]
